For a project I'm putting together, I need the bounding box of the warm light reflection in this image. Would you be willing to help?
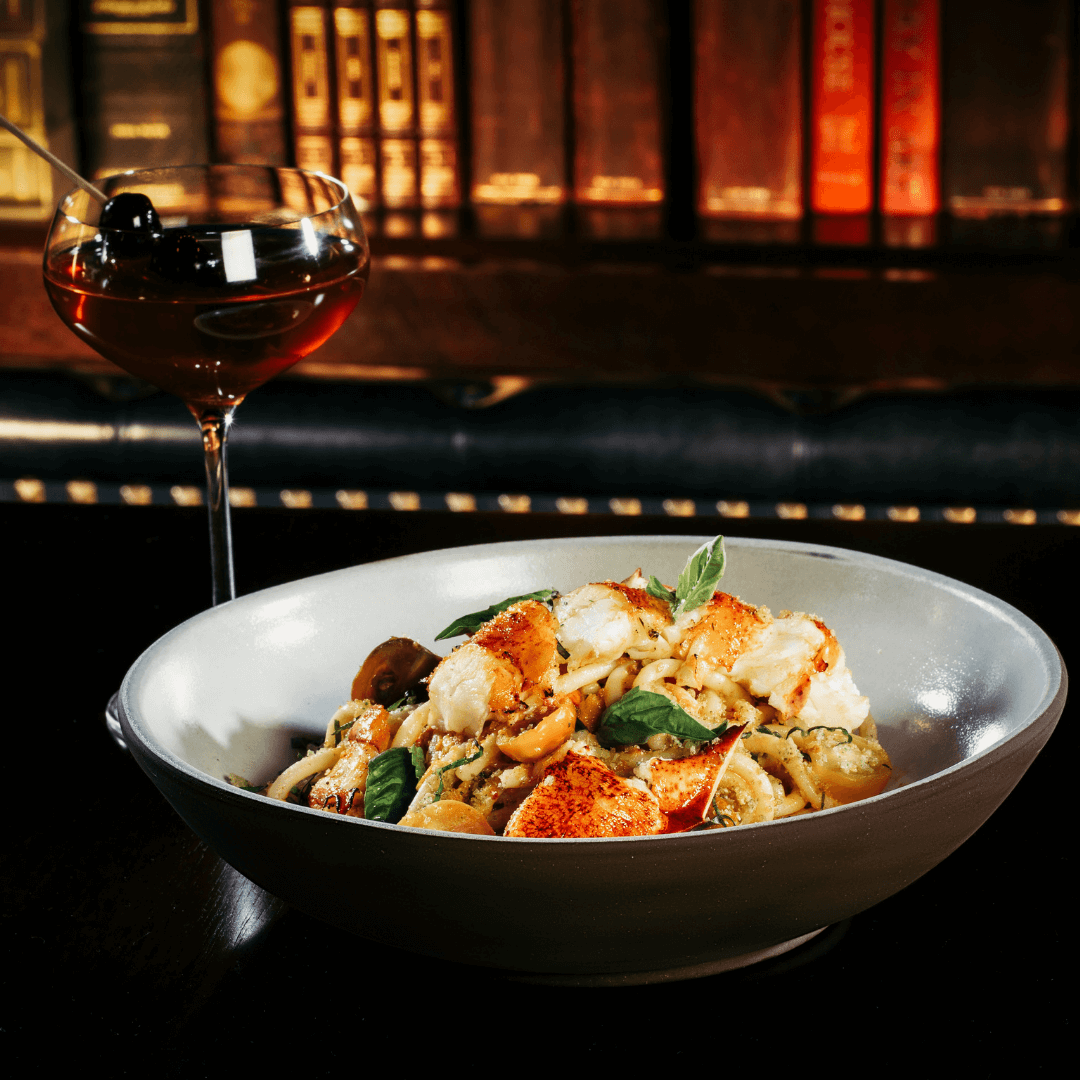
[971,722,1008,756]
[717,500,750,518]
[0,420,117,442]
[300,217,320,257]
[917,687,954,716]
[336,489,369,510]
[120,484,153,506]
[556,497,589,515]
[66,480,98,504]
[445,492,475,512]
[170,485,203,507]
[498,494,531,513]
[776,502,808,520]
[663,498,696,518]
[280,489,313,509]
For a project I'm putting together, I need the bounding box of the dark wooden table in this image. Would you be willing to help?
[4,503,1071,1068]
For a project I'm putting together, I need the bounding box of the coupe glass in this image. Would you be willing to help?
[43,165,370,737]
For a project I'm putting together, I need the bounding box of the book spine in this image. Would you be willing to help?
[415,0,459,210]
[810,0,874,215]
[332,1,379,210]
[209,0,288,166]
[76,0,209,180]
[287,2,337,175]
[374,2,418,210]
[943,0,1069,219]
[693,0,802,224]
[0,0,77,221]
[570,0,665,209]
[879,0,939,219]
[468,0,565,231]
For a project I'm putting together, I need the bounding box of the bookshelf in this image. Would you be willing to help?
[2,0,1080,407]
[5,224,1080,407]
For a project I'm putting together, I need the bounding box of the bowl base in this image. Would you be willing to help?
[504,926,832,987]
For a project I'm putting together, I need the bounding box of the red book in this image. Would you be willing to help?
[879,0,939,217]
[811,0,874,214]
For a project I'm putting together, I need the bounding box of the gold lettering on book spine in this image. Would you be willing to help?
[84,0,198,35]
[340,135,377,205]
[419,137,457,205]
[375,8,413,133]
[381,136,417,206]
[295,133,335,174]
[335,7,374,132]
[290,6,331,130]
[0,1,52,217]
[415,9,453,135]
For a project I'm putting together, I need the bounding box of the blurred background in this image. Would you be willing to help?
[1,0,1078,527]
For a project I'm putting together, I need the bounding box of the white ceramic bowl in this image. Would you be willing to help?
[119,536,1065,982]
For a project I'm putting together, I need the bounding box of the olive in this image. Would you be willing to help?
[351,637,441,706]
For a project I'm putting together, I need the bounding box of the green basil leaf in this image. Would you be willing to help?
[434,588,556,641]
[433,747,484,802]
[646,575,677,606]
[675,535,726,615]
[597,687,725,747]
[364,747,422,823]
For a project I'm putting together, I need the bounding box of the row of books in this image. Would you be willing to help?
[0,1,1073,244]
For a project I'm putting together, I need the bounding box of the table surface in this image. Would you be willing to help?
[4,503,1071,1068]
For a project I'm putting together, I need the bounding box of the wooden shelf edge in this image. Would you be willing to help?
[3,248,1080,393]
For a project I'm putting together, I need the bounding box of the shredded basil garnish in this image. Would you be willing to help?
[432,747,484,802]
[807,725,853,744]
[333,717,359,746]
[435,589,557,640]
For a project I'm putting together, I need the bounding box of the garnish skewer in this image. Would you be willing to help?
[0,111,107,202]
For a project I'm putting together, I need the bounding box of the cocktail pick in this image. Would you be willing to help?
[0,111,108,202]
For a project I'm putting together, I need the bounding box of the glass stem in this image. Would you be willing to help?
[199,407,236,606]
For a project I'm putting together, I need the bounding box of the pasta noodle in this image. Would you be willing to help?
[250,545,892,838]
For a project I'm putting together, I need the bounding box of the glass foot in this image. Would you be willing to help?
[104,691,129,752]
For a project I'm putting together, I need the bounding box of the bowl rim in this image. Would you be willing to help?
[119,533,1067,844]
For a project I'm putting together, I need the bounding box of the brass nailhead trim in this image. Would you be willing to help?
[336,490,369,510]
[556,497,589,515]
[280,489,313,509]
[717,500,750,518]
[498,494,531,513]
[445,492,476,512]
[170,485,203,507]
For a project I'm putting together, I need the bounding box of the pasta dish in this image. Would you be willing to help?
[244,537,891,837]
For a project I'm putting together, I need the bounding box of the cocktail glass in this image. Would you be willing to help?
[43,164,370,739]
